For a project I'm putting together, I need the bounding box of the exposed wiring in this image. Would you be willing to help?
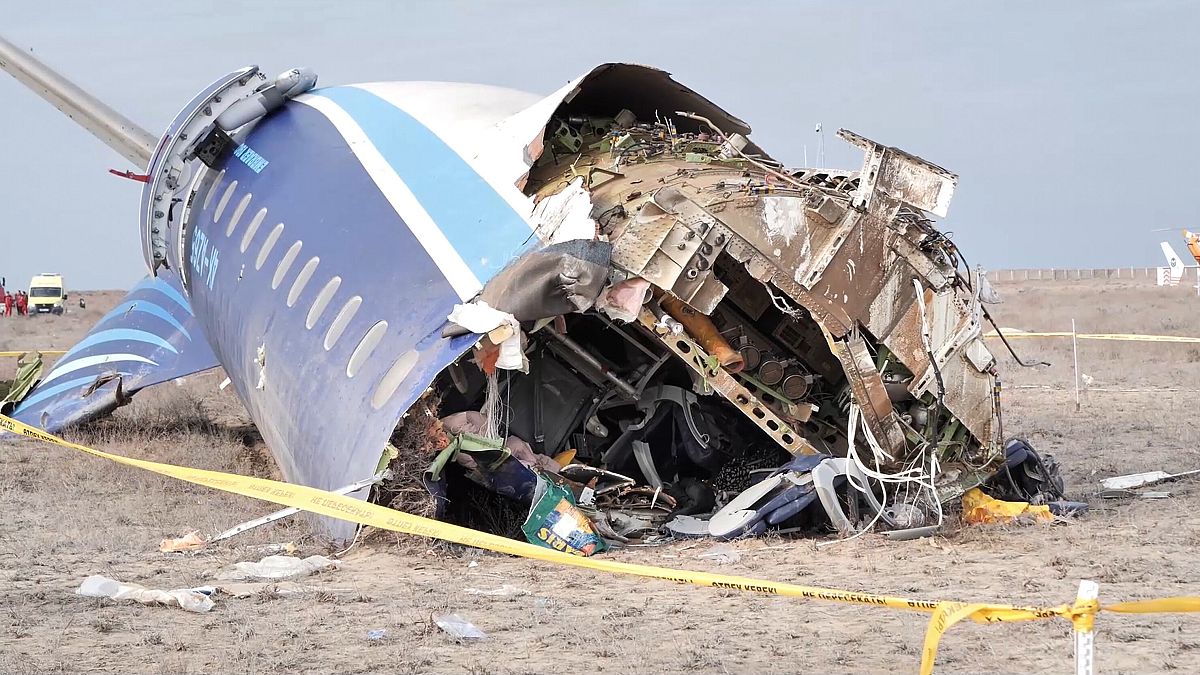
[765,283,806,319]
[850,405,936,490]
[948,237,972,293]
[818,403,945,547]
[674,111,809,191]
[817,406,886,548]
[984,309,1051,367]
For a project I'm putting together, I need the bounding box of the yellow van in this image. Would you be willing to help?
[28,273,67,314]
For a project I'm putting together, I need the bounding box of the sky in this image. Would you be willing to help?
[0,0,1196,290]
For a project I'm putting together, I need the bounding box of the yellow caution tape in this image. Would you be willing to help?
[2,413,1199,674]
[984,332,1200,344]
[0,350,67,357]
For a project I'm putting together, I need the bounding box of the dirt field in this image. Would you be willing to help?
[2,280,1200,675]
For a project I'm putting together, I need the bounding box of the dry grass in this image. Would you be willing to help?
[3,279,1200,674]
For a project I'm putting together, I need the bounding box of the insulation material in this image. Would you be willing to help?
[76,575,215,613]
[530,177,598,244]
[215,555,339,581]
[595,277,651,322]
[476,239,613,321]
[962,488,1052,525]
[447,302,525,371]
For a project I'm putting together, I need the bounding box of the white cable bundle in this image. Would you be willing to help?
[819,404,945,547]
[480,371,503,441]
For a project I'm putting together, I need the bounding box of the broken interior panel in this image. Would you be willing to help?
[387,65,1012,546]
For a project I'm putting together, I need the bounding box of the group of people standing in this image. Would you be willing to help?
[0,285,29,316]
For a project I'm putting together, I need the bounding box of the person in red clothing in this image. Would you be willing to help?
[3,292,12,317]
[15,291,28,316]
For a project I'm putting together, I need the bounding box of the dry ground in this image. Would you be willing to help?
[2,281,1200,674]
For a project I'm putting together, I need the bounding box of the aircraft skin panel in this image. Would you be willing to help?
[336,81,547,214]
[11,271,219,428]
[184,99,530,539]
[312,86,538,285]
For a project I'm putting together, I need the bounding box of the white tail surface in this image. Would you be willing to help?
[1160,242,1186,283]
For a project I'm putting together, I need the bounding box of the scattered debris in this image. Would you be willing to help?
[215,555,339,582]
[1100,489,1172,500]
[1100,469,1200,492]
[697,543,742,565]
[216,582,354,598]
[962,488,1053,525]
[981,439,1067,504]
[159,530,207,553]
[367,629,388,642]
[464,585,530,597]
[433,613,487,641]
[211,472,389,542]
[76,575,215,613]
[664,514,710,538]
[252,543,298,555]
[522,474,606,556]
[1,351,43,415]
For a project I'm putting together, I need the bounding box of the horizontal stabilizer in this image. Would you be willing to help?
[0,34,156,165]
[11,270,218,430]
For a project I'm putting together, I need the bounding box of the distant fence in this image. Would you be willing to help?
[987,268,1200,284]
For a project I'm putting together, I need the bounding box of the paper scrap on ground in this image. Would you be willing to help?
[159,530,207,553]
[697,543,742,565]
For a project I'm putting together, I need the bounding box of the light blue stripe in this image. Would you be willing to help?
[15,375,99,412]
[99,300,191,340]
[62,328,179,361]
[314,87,534,283]
[134,278,194,317]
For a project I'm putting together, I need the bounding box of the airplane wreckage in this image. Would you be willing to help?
[0,36,1073,548]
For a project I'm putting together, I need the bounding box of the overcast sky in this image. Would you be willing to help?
[1,0,1195,290]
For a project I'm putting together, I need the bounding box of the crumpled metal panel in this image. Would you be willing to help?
[840,130,957,218]
[875,282,994,444]
[608,187,730,314]
[824,330,907,453]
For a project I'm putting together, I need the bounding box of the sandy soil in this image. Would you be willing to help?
[2,280,1200,674]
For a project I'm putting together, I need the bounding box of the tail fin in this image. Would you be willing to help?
[1160,241,1186,284]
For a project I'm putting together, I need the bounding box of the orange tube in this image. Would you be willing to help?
[659,294,744,373]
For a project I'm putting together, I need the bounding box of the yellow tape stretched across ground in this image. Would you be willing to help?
[2,414,1197,673]
[0,350,67,357]
[985,332,1200,343]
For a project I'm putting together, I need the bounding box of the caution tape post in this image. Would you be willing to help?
[1074,580,1099,675]
[3,413,1200,673]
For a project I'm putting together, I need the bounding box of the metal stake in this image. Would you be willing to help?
[1072,318,1081,411]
